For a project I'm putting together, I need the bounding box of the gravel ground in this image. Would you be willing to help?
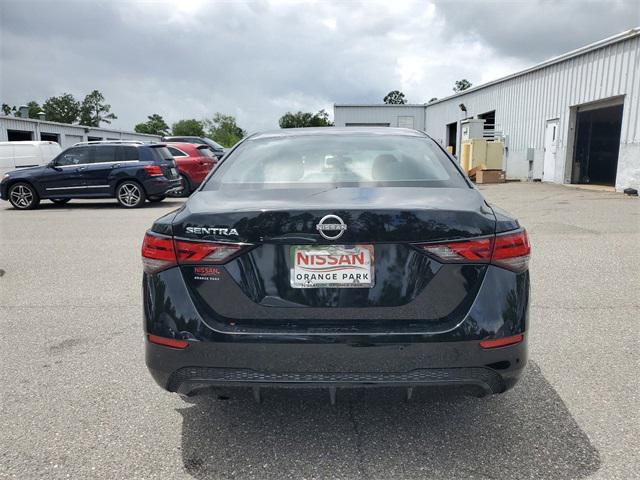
[0,182,638,479]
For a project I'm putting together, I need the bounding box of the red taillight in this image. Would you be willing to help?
[141,232,248,273]
[419,238,492,262]
[148,334,189,349]
[480,333,524,349]
[142,233,176,273]
[174,239,244,264]
[491,229,530,272]
[416,229,530,272]
[144,164,163,176]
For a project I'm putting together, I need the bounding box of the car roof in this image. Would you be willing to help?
[249,127,427,141]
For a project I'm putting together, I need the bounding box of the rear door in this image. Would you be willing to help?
[40,146,91,195]
[82,145,120,193]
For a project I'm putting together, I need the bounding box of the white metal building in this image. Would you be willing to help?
[0,115,161,148]
[334,28,640,191]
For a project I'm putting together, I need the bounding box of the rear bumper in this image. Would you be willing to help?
[143,177,182,196]
[146,336,527,396]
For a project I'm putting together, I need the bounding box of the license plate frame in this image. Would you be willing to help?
[290,244,375,289]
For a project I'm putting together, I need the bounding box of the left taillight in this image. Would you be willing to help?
[141,232,176,273]
[144,164,163,176]
[141,232,250,273]
[416,229,530,272]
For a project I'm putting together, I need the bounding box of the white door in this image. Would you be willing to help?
[543,119,559,182]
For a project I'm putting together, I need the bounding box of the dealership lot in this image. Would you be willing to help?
[0,183,638,480]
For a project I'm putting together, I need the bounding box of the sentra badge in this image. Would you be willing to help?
[186,226,239,236]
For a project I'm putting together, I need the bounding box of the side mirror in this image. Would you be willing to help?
[47,161,55,168]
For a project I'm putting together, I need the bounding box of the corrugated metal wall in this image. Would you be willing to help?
[0,116,161,148]
[334,105,426,130]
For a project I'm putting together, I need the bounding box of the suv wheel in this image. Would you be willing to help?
[116,181,146,208]
[8,182,40,210]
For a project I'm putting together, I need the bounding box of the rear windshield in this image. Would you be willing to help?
[203,134,467,190]
[197,145,216,158]
[149,146,174,161]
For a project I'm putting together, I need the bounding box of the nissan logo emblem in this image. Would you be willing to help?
[316,214,347,240]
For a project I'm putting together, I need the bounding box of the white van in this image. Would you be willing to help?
[0,141,62,176]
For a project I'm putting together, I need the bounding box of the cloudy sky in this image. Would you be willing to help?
[1,0,637,132]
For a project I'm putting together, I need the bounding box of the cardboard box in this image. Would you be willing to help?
[474,169,505,184]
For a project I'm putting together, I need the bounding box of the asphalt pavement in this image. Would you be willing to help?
[0,182,638,479]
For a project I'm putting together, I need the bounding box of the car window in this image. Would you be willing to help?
[205,134,467,189]
[56,146,92,166]
[93,146,118,163]
[122,146,139,161]
[168,146,188,157]
[197,146,216,158]
[149,146,174,161]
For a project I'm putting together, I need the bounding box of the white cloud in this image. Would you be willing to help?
[0,0,636,132]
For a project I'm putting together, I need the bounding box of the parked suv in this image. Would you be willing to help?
[0,141,182,209]
[166,143,217,196]
[162,136,226,159]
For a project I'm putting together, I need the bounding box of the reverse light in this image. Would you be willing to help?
[144,165,163,176]
[141,232,249,274]
[480,334,524,349]
[148,334,189,349]
[416,229,530,272]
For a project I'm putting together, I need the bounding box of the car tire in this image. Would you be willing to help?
[148,195,166,203]
[8,182,40,210]
[116,181,146,208]
[169,174,191,198]
[51,198,71,205]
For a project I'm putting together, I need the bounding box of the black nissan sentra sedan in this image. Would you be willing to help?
[142,127,530,401]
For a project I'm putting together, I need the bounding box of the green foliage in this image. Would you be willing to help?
[203,113,246,147]
[172,119,205,137]
[1,103,16,115]
[453,79,472,93]
[383,90,407,104]
[278,109,333,128]
[79,90,117,126]
[27,101,42,118]
[42,93,81,124]
[135,114,170,136]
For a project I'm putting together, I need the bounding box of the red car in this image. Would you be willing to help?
[165,143,217,196]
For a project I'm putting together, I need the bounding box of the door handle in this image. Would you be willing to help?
[111,163,121,168]
[76,166,87,172]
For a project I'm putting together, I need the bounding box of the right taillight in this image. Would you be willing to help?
[416,228,530,272]
[491,229,530,272]
[144,164,163,176]
[141,231,250,274]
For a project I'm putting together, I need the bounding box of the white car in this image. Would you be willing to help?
[0,141,62,176]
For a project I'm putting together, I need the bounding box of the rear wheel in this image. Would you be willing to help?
[8,182,40,210]
[116,181,146,208]
[148,195,166,203]
[51,198,71,205]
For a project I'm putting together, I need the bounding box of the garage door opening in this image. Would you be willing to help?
[573,103,623,186]
[40,132,60,143]
[7,129,33,141]
[446,122,457,156]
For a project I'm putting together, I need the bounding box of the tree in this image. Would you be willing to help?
[453,79,472,93]
[278,109,333,128]
[428,97,438,103]
[27,101,42,118]
[1,103,16,116]
[172,119,205,137]
[383,90,407,104]
[79,90,117,126]
[135,114,170,136]
[42,93,80,124]
[203,113,246,147]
